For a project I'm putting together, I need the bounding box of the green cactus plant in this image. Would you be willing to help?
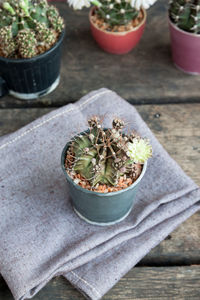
[68,0,157,32]
[169,0,200,33]
[66,116,152,189]
[93,0,139,27]
[0,0,64,58]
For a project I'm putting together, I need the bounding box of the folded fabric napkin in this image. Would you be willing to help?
[0,88,200,300]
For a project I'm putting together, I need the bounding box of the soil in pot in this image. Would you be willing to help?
[65,144,143,194]
[91,8,144,33]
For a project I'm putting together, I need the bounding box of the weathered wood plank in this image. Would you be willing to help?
[1,1,200,108]
[144,211,200,266]
[105,266,200,299]
[1,104,199,185]
[0,104,200,266]
[1,266,200,299]
[137,104,200,186]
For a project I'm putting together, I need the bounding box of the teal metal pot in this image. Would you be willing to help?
[61,141,147,226]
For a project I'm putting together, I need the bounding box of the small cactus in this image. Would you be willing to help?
[0,25,16,57]
[68,0,157,28]
[0,0,65,58]
[66,116,152,189]
[169,0,200,33]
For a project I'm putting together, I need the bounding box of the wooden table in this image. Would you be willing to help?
[0,1,200,299]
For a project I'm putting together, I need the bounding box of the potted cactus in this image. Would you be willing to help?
[169,0,200,74]
[61,116,152,225]
[0,0,65,99]
[68,0,157,54]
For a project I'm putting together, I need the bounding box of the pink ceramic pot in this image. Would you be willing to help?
[169,18,200,75]
[89,7,146,55]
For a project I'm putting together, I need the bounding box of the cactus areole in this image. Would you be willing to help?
[0,0,65,59]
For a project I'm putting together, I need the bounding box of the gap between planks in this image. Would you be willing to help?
[1,98,200,109]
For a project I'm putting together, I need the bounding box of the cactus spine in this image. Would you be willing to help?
[169,0,200,33]
[0,0,65,58]
[66,117,152,189]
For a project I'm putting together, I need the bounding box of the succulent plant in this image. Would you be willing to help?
[66,116,152,188]
[169,0,200,33]
[0,0,65,58]
[68,0,157,28]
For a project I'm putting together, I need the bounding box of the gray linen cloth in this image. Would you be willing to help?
[0,88,200,300]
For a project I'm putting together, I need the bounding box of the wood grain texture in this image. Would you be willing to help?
[1,266,200,299]
[0,103,199,266]
[1,1,200,108]
[1,104,199,185]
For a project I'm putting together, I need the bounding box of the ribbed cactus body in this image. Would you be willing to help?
[72,132,117,186]
[47,6,64,32]
[67,117,152,188]
[0,25,16,57]
[96,0,139,27]
[36,22,57,49]
[0,0,64,58]
[169,0,200,33]
[17,29,37,58]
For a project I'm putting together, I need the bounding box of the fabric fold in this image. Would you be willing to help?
[0,88,199,300]
[66,202,200,300]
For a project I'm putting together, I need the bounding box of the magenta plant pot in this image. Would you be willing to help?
[169,18,200,75]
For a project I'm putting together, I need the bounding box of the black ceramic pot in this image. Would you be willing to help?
[0,30,65,100]
[61,140,147,226]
